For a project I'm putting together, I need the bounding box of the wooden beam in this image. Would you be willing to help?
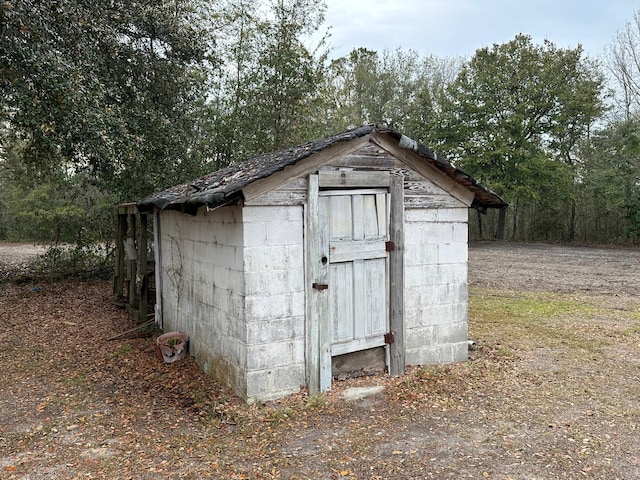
[318,170,390,188]
[117,202,138,215]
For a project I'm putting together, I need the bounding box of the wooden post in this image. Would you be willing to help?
[388,175,405,376]
[137,213,148,323]
[114,212,127,302]
[306,174,321,394]
[317,187,331,391]
[127,212,137,305]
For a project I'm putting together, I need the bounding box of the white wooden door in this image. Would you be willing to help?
[319,189,390,358]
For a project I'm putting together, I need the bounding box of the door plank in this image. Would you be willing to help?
[306,175,321,394]
[330,262,354,343]
[352,259,366,340]
[352,194,365,241]
[317,186,332,391]
[329,239,387,263]
[365,257,387,336]
[388,175,405,375]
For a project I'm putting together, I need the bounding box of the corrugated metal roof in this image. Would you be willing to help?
[137,125,507,214]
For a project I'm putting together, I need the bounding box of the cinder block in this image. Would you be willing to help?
[212,265,231,290]
[452,223,468,243]
[436,263,468,286]
[405,325,437,349]
[266,220,303,246]
[286,267,304,292]
[245,293,291,320]
[245,363,305,401]
[404,347,423,366]
[247,316,303,345]
[404,287,422,311]
[438,208,468,223]
[270,363,305,391]
[424,223,454,245]
[405,209,438,223]
[403,305,421,329]
[450,341,469,362]
[245,271,273,296]
[436,321,468,345]
[246,340,304,370]
[243,221,267,247]
[418,304,453,326]
[404,265,425,288]
[438,243,468,264]
[290,291,306,317]
[228,293,245,319]
[421,345,447,364]
[244,246,272,271]
[403,243,422,266]
[225,224,244,247]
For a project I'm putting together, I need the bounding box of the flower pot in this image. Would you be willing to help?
[156,331,189,364]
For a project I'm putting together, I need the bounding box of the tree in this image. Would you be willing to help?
[1,0,214,201]
[606,10,640,121]
[201,0,329,166]
[578,120,640,242]
[322,48,461,135]
[432,35,605,240]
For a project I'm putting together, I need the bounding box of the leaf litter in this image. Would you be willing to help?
[1,242,640,478]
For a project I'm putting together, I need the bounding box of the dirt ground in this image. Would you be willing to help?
[468,241,640,296]
[0,241,639,479]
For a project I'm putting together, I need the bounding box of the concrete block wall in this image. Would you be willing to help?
[242,205,306,402]
[158,207,248,396]
[403,205,469,366]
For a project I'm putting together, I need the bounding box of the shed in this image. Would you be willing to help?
[137,125,507,402]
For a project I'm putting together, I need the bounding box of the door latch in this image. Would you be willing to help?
[312,283,329,290]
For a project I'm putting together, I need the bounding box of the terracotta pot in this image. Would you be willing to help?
[156,331,189,364]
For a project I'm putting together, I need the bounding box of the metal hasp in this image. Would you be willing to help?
[384,332,395,344]
[385,241,395,252]
[312,282,329,290]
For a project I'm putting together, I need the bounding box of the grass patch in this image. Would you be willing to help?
[469,289,609,352]
[109,342,133,359]
[470,289,599,322]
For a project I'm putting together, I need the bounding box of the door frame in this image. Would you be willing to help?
[306,171,404,393]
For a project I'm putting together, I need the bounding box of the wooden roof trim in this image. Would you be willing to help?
[369,129,476,207]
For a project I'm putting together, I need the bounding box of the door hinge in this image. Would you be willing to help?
[384,332,395,344]
[385,241,395,252]
[312,282,329,290]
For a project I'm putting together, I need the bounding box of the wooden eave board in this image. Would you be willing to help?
[369,130,475,207]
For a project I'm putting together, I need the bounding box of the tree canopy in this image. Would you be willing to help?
[2,2,640,247]
[1,0,214,199]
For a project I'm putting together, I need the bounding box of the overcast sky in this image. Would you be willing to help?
[321,0,638,59]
